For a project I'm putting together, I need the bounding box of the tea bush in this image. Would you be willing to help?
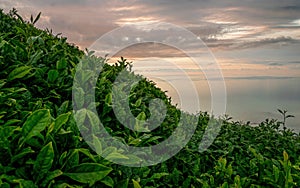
[0,9,299,187]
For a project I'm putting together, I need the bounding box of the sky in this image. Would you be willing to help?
[1,0,300,78]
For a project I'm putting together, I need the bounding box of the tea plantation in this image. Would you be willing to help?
[0,9,299,187]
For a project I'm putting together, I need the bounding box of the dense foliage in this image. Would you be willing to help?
[0,9,299,187]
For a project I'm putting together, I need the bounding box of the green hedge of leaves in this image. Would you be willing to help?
[0,9,299,187]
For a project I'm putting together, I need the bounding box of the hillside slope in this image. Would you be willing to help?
[0,9,299,187]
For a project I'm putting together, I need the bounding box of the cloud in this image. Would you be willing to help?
[272,25,300,29]
[2,0,300,52]
[267,61,300,66]
[225,76,296,80]
[26,0,102,7]
[234,36,299,49]
[268,62,284,66]
[280,5,300,11]
[112,43,188,58]
[287,61,300,64]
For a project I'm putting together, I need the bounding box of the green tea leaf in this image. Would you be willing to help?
[273,165,279,182]
[51,112,71,134]
[0,126,18,142]
[33,142,54,183]
[62,150,79,171]
[115,179,129,188]
[29,50,43,65]
[105,93,112,105]
[105,152,129,161]
[283,151,289,162]
[132,179,141,188]
[59,151,68,166]
[8,66,32,81]
[51,183,74,188]
[20,109,51,146]
[101,176,114,187]
[79,70,94,84]
[135,98,142,107]
[93,135,102,155]
[15,179,37,188]
[102,147,118,157]
[64,163,112,186]
[73,88,85,109]
[234,175,241,187]
[74,108,87,126]
[136,112,146,121]
[135,112,149,132]
[56,58,67,70]
[0,182,10,188]
[48,69,59,83]
[11,147,35,163]
[3,119,21,126]
[41,169,63,187]
[221,182,228,188]
[151,172,169,180]
[86,110,100,133]
[57,101,70,115]
[76,148,96,162]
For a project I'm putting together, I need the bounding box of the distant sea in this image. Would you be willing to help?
[131,62,300,132]
[158,76,300,132]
